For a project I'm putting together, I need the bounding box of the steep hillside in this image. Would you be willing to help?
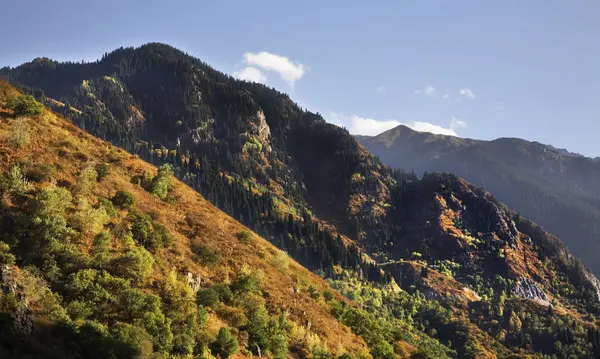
[4,44,600,358]
[358,125,600,276]
[0,84,459,358]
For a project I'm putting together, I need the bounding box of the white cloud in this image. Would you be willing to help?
[232,66,267,83]
[409,121,459,136]
[376,85,386,93]
[458,88,476,99]
[442,93,449,100]
[241,52,305,86]
[414,86,439,98]
[424,86,436,96]
[327,113,466,137]
[450,116,467,130]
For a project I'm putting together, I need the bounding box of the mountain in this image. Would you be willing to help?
[3,44,600,358]
[0,82,462,358]
[357,125,600,276]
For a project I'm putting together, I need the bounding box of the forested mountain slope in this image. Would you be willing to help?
[0,83,399,358]
[357,125,600,276]
[3,44,600,358]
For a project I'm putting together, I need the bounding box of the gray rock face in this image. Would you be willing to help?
[186,272,202,293]
[513,278,549,305]
[584,270,600,301]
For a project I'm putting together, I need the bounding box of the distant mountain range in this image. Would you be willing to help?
[357,125,600,275]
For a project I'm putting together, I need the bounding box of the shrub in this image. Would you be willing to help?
[111,248,154,284]
[7,117,30,149]
[128,210,172,252]
[231,264,263,294]
[27,163,56,183]
[0,241,16,266]
[244,294,269,353]
[216,303,248,327]
[95,163,110,182]
[112,190,135,209]
[197,307,208,326]
[150,222,173,250]
[1,165,33,197]
[270,333,288,359]
[271,250,290,273]
[212,283,233,304]
[172,333,195,355]
[110,322,154,358]
[7,95,43,117]
[211,327,239,359]
[148,164,173,199]
[35,186,72,219]
[97,197,118,217]
[92,231,111,253]
[193,244,221,267]
[196,288,219,308]
[323,290,335,301]
[236,229,253,244]
[308,285,321,300]
[73,198,109,235]
[74,164,98,197]
[66,300,94,320]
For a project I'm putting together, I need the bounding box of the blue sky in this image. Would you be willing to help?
[2,0,599,155]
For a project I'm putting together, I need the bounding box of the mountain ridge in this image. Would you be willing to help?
[358,124,600,276]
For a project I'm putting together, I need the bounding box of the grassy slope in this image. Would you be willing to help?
[0,82,373,357]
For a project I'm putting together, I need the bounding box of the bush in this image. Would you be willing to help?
[73,198,109,235]
[98,197,118,217]
[7,95,44,117]
[110,322,154,358]
[111,248,154,284]
[237,229,253,244]
[216,303,248,327]
[74,164,98,197]
[211,327,239,359]
[95,163,110,182]
[271,250,290,273]
[35,186,72,219]
[1,165,33,197]
[7,117,30,149]
[27,163,56,183]
[212,283,233,304]
[128,210,172,252]
[231,264,263,294]
[112,190,135,209]
[197,288,219,308]
[150,222,173,250]
[148,164,173,199]
[193,244,221,267]
[308,285,321,300]
[0,241,16,266]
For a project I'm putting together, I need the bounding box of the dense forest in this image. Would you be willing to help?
[3,44,600,358]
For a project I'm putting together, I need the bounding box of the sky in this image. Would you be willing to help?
[1,1,599,156]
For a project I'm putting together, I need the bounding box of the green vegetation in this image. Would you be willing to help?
[95,163,110,181]
[129,209,173,252]
[192,243,221,267]
[211,327,239,358]
[148,164,173,199]
[7,95,44,117]
[7,117,30,149]
[112,190,135,209]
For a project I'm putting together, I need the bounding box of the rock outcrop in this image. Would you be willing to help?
[513,277,549,305]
